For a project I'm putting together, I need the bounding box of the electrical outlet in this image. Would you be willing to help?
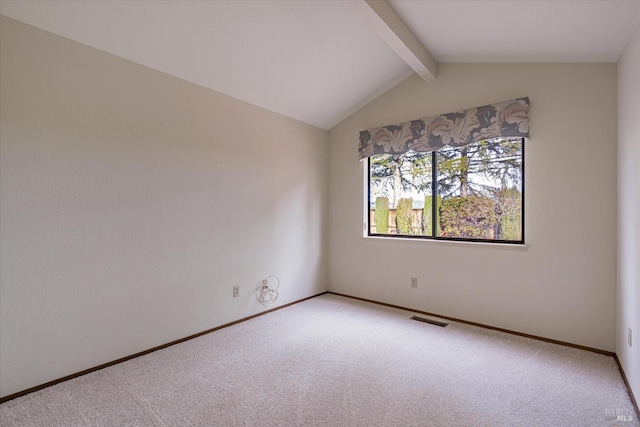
[629,328,633,347]
[411,277,418,288]
[233,285,239,298]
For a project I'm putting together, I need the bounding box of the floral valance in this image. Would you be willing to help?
[358,97,530,160]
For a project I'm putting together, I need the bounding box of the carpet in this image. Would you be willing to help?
[0,294,637,426]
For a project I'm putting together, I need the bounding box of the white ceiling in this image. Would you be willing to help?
[2,0,639,130]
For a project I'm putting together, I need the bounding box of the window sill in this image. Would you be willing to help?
[362,235,529,251]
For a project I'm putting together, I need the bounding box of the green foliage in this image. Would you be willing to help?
[500,213,521,241]
[423,195,441,236]
[396,198,413,234]
[440,196,497,239]
[437,139,522,198]
[375,197,389,234]
[497,187,522,240]
[370,152,432,203]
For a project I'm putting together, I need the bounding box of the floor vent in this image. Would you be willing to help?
[410,316,448,327]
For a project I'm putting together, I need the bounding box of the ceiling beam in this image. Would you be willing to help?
[354,0,437,81]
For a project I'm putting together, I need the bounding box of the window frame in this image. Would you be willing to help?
[366,137,525,245]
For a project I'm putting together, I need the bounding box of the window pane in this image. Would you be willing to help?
[369,152,433,236]
[367,138,523,243]
[436,138,523,241]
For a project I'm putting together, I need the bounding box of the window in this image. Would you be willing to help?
[367,137,524,243]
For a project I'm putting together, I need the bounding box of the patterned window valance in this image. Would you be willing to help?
[358,97,529,161]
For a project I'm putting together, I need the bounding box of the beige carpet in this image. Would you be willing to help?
[1,294,637,426]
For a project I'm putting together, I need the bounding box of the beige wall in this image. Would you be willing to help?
[329,63,617,351]
[617,20,640,401]
[0,17,328,398]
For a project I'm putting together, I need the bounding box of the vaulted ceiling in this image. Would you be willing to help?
[2,0,639,130]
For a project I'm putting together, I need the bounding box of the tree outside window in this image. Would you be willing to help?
[368,137,523,243]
